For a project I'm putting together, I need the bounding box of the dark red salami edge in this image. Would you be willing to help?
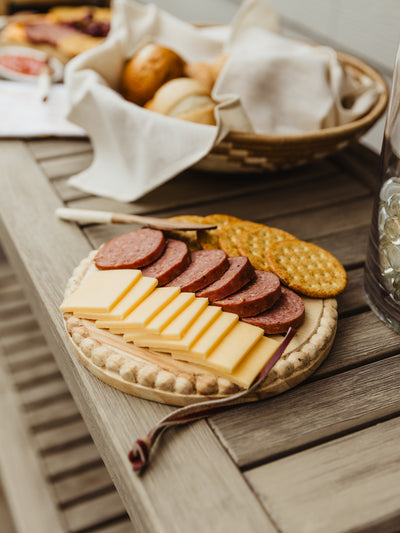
[242,287,305,334]
[141,239,191,286]
[213,270,281,317]
[165,249,229,292]
[196,256,255,301]
[95,228,166,270]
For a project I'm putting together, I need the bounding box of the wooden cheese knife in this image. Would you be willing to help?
[56,208,217,231]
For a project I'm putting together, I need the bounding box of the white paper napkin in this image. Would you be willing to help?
[65,0,381,202]
[0,80,85,137]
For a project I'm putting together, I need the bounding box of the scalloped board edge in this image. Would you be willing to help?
[62,251,338,406]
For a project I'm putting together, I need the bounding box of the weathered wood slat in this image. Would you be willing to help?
[35,419,91,453]
[18,378,70,407]
[0,313,38,336]
[93,520,134,533]
[53,465,115,505]
[53,177,92,202]
[0,330,46,355]
[0,285,25,305]
[12,358,61,388]
[27,139,92,161]
[314,311,400,377]
[68,169,369,221]
[43,441,105,479]
[336,267,367,316]
[210,351,400,468]
[0,301,31,320]
[25,396,80,430]
[0,140,276,533]
[5,344,53,371]
[245,417,400,533]
[263,198,373,243]
[0,345,66,533]
[0,482,16,533]
[39,152,94,180]
[63,491,128,533]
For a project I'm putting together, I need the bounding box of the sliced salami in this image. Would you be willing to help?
[242,287,305,334]
[95,228,166,270]
[196,257,255,301]
[213,270,281,317]
[141,239,190,286]
[166,249,229,292]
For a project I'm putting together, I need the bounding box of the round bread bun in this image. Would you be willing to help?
[210,52,229,80]
[145,78,216,125]
[184,61,215,92]
[120,43,185,106]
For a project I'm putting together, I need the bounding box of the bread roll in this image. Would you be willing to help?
[210,53,229,80]
[120,44,185,106]
[145,78,216,126]
[184,62,215,92]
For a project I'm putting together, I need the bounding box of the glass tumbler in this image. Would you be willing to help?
[364,47,400,333]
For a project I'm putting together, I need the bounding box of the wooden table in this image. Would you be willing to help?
[1,137,400,533]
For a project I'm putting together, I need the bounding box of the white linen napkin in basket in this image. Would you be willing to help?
[65,0,381,202]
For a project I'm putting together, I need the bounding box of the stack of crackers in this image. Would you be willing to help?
[169,214,347,299]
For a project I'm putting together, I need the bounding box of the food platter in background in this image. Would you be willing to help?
[0,46,63,82]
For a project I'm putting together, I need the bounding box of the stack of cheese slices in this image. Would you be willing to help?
[61,268,281,389]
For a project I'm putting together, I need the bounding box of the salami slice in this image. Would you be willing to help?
[141,239,190,286]
[166,249,229,292]
[213,270,281,317]
[242,287,305,334]
[196,257,255,301]
[95,228,166,270]
[26,23,78,46]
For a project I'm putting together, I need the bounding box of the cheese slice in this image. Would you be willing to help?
[96,285,178,330]
[204,322,264,373]
[160,297,208,339]
[75,270,142,320]
[172,311,238,361]
[215,336,280,388]
[80,276,158,321]
[145,292,195,334]
[61,270,140,313]
[134,306,222,351]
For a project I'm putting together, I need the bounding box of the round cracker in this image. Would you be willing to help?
[266,239,347,297]
[238,226,296,270]
[198,214,243,250]
[167,215,204,252]
[218,220,265,257]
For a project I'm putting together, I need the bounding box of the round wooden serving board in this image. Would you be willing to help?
[63,251,338,406]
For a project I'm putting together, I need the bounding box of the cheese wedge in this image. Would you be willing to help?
[215,336,280,388]
[134,306,222,351]
[79,276,158,320]
[146,292,195,334]
[96,286,178,330]
[172,311,238,361]
[204,322,264,373]
[61,270,140,313]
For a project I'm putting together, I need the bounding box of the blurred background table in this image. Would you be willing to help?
[1,2,400,533]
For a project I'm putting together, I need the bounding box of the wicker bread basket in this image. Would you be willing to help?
[197,50,388,172]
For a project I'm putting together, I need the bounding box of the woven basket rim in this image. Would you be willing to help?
[224,49,389,145]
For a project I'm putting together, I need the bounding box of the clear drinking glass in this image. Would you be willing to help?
[364,46,400,333]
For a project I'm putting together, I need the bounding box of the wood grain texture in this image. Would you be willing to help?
[0,141,276,532]
[210,352,400,468]
[246,417,400,533]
